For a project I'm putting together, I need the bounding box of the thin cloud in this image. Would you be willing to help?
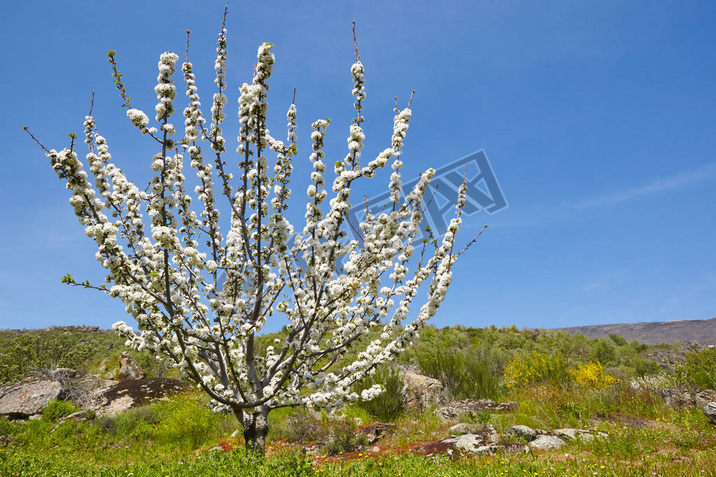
[583,270,628,293]
[571,163,716,209]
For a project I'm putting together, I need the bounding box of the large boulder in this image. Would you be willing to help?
[118,352,145,380]
[704,402,716,424]
[435,399,518,422]
[0,377,62,419]
[92,378,191,416]
[401,369,445,411]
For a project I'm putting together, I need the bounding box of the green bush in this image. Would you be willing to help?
[678,347,716,389]
[151,395,227,450]
[42,400,78,422]
[417,347,506,400]
[0,332,96,384]
[352,366,406,422]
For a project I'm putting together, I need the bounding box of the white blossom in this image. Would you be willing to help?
[43,23,469,454]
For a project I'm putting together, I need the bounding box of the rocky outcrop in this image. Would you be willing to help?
[704,402,716,424]
[0,377,62,419]
[440,424,527,456]
[658,388,716,409]
[435,399,519,422]
[92,378,191,416]
[118,352,145,380]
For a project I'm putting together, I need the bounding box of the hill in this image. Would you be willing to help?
[556,316,716,345]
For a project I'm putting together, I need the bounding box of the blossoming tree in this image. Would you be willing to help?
[31,14,471,454]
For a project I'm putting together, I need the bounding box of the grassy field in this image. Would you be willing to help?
[1,326,715,476]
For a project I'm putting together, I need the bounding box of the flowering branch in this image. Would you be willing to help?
[33,13,472,455]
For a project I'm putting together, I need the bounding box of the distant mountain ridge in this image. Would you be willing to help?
[556,317,716,346]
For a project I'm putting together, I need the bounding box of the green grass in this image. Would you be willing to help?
[2,324,716,475]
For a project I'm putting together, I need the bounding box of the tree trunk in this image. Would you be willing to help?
[236,405,270,455]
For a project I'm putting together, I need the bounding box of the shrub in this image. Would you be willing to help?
[417,347,506,400]
[320,420,367,456]
[151,395,225,449]
[504,351,569,388]
[270,409,323,444]
[42,400,78,422]
[678,347,716,389]
[352,366,406,422]
[0,332,96,384]
[569,360,620,389]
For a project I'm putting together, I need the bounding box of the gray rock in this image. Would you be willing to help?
[0,377,62,419]
[441,431,530,456]
[443,434,498,456]
[554,428,594,441]
[661,388,697,408]
[435,399,519,422]
[703,402,716,424]
[118,352,145,380]
[509,425,537,441]
[529,435,566,450]
[500,442,530,455]
[696,391,716,408]
[447,423,482,435]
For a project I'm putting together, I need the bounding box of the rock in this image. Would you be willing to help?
[500,442,530,455]
[440,428,529,457]
[401,370,445,411]
[554,428,594,442]
[443,434,498,456]
[508,425,537,441]
[447,423,482,435]
[703,402,716,424]
[0,377,62,419]
[529,435,566,450]
[435,399,519,422]
[92,378,191,416]
[484,424,500,444]
[118,352,145,380]
[98,358,112,373]
[661,388,697,408]
[695,390,716,408]
[660,388,716,409]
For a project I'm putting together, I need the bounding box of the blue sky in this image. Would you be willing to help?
[2,1,715,331]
